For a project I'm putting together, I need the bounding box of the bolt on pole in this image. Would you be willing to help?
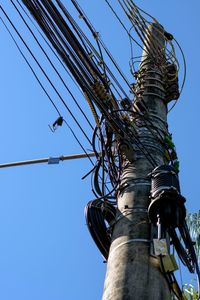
[102,24,172,300]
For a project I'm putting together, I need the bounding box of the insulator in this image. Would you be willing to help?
[148,165,186,228]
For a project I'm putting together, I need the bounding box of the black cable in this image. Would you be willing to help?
[168,37,187,113]
[0,16,61,116]
[22,0,95,88]
[56,0,128,110]
[21,1,123,131]
[70,0,132,95]
[12,0,94,132]
[17,0,90,107]
[104,0,146,53]
[63,120,95,166]
[168,227,194,272]
[19,1,143,146]
[0,4,93,147]
[109,111,158,167]
[85,199,116,260]
[38,1,95,83]
[92,123,118,197]
[0,12,97,171]
[0,13,95,171]
[38,0,100,83]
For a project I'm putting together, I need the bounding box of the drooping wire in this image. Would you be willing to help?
[0,4,93,147]
[63,120,95,166]
[0,15,61,116]
[0,12,96,172]
[117,0,179,69]
[104,0,146,53]
[114,0,186,105]
[168,37,187,113]
[2,1,170,184]
[12,0,94,132]
[70,0,133,94]
[1,2,182,194]
[0,13,97,169]
[19,1,122,129]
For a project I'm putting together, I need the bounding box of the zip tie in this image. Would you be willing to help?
[109,238,150,258]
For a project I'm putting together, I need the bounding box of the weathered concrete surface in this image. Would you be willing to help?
[102,23,171,300]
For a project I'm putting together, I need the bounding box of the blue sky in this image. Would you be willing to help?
[0,1,199,299]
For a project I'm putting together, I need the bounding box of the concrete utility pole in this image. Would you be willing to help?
[102,24,172,300]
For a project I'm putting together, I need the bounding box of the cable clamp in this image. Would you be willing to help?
[48,157,60,164]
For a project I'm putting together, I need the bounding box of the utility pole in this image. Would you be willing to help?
[3,2,195,299]
[102,24,173,300]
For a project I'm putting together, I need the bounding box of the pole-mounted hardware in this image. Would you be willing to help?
[0,152,97,169]
[148,165,186,229]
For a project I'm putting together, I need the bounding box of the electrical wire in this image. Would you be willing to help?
[167,37,187,113]
[0,15,61,116]
[1,1,184,194]
[12,0,94,132]
[85,199,116,260]
[1,4,193,287]
[0,4,93,147]
[104,0,146,52]
[17,0,163,172]
[0,13,96,173]
[70,0,133,94]
[63,120,95,166]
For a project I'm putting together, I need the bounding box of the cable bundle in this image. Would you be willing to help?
[85,199,116,260]
[0,2,198,299]
[0,0,183,200]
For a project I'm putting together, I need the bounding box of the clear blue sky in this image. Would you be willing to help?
[0,1,199,299]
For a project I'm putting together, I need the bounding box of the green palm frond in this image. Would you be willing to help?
[183,283,198,300]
